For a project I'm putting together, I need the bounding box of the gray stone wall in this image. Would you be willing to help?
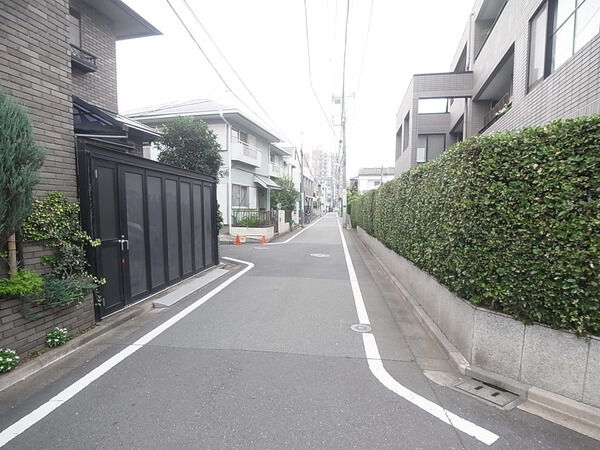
[0,0,77,199]
[70,0,119,112]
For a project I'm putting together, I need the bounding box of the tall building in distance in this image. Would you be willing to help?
[309,148,336,212]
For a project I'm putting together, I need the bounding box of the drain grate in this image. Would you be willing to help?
[454,379,518,407]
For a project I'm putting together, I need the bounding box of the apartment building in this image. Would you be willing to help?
[395,0,600,174]
[128,100,286,232]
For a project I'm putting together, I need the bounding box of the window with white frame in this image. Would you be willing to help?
[232,184,249,207]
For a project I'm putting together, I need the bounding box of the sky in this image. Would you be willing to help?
[117,0,475,179]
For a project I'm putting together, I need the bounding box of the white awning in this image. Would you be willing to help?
[254,174,281,190]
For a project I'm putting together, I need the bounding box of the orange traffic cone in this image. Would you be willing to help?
[233,235,242,245]
[260,235,268,244]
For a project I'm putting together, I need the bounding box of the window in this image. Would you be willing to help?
[232,184,249,207]
[417,134,446,164]
[529,2,548,89]
[403,112,410,150]
[396,126,403,160]
[231,127,248,143]
[418,98,448,114]
[68,9,81,48]
[529,0,599,90]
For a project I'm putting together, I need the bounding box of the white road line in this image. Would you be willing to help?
[267,213,328,245]
[0,257,254,448]
[335,218,499,446]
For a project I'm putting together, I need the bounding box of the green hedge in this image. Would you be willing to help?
[350,116,600,335]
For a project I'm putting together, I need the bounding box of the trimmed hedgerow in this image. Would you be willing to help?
[350,115,600,335]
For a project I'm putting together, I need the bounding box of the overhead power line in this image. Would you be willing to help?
[164,0,291,143]
[179,0,292,143]
[340,0,350,195]
[303,0,338,140]
[351,0,374,125]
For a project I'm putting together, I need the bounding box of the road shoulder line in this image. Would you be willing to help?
[0,257,254,448]
[335,218,499,446]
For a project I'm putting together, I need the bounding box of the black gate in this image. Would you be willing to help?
[77,140,219,318]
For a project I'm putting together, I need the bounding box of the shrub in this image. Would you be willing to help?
[0,348,19,373]
[237,216,263,227]
[23,192,103,307]
[351,116,600,335]
[46,327,68,348]
[0,92,45,243]
[0,269,43,298]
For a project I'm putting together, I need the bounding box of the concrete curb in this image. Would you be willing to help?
[353,229,600,441]
[0,304,146,393]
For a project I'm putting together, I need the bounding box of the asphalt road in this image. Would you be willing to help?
[0,213,597,449]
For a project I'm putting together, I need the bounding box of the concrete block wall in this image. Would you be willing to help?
[70,0,118,112]
[357,227,600,409]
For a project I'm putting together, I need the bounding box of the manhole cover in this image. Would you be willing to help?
[350,323,372,333]
[454,379,519,407]
[310,253,330,258]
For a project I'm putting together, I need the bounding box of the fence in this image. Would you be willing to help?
[231,209,275,228]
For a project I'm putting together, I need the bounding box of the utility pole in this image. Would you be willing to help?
[340,0,350,225]
[299,130,304,228]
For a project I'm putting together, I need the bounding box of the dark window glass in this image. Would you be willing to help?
[403,113,410,150]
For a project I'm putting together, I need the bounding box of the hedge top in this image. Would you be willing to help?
[350,115,599,336]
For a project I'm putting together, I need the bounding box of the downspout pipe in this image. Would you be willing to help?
[218,110,233,232]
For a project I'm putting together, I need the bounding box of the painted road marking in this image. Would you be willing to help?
[335,218,499,446]
[0,257,254,448]
[267,213,327,245]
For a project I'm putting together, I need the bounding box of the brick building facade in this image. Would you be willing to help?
[0,0,160,355]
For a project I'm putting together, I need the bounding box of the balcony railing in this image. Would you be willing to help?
[231,209,275,228]
[482,92,511,131]
[269,163,283,178]
[230,139,261,167]
[70,44,97,73]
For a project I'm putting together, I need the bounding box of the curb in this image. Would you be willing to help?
[353,229,600,441]
[0,304,146,393]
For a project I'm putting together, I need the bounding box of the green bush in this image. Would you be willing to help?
[42,277,97,307]
[46,327,68,348]
[0,348,19,373]
[237,216,263,227]
[22,192,104,307]
[0,269,43,298]
[351,116,600,335]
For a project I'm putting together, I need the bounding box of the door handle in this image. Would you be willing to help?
[117,237,129,251]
